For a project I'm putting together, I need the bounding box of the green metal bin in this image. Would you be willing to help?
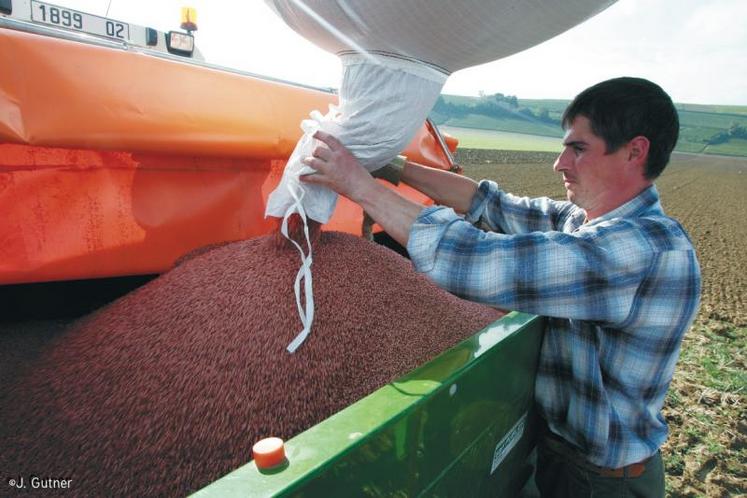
[193,312,544,497]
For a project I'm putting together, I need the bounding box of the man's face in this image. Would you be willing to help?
[553,116,631,216]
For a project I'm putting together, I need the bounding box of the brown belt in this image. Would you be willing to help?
[541,430,652,478]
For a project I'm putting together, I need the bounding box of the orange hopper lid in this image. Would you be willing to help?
[252,437,286,470]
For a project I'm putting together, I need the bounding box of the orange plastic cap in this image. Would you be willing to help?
[252,437,286,469]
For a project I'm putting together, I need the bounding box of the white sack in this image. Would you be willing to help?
[265,0,616,76]
[265,54,444,223]
[264,0,616,224]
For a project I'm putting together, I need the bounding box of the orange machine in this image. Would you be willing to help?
[0,22,457,285]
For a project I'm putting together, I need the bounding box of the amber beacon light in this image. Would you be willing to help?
[180,6,197,32]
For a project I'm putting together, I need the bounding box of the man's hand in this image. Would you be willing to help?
[299,130,425,248]
[300,130,376,204]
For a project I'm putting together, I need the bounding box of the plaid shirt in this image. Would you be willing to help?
[407,182,701,467]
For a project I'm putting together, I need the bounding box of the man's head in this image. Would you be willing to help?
[561,77,679,180]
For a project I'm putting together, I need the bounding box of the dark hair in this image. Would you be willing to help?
[562,77,679,180]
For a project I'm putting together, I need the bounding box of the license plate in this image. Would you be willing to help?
[30,0,130,42]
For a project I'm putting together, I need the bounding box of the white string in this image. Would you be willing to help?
[280,105,340,352]
[281,115,323,352]
[282,177,315,353]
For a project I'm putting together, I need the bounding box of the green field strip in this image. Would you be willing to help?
[441,126,562,153]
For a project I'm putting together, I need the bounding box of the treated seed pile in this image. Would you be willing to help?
[0,232,503,497]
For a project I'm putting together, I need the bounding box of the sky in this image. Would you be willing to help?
[51,0,747,105]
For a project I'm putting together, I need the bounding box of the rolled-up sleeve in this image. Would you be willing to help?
[408,206,464,273]
[465,180,573,234]
[464,180,495,226]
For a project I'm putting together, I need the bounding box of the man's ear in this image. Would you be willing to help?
[628,136,650,166]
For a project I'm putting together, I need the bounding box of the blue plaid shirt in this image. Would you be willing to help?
[407,181,701,467]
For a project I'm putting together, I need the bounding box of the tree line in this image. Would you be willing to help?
[707,123,747,145]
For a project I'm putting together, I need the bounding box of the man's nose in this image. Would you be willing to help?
[553,150,569,172]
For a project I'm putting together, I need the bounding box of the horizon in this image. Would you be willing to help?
[438,93,747,109]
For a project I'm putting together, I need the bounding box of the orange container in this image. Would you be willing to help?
[0,28,456,285]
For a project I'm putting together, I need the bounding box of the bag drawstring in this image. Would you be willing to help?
[280,108,336,352]
[281,176,315,353]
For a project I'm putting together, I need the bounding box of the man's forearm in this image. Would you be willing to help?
[298,130,459,247]
[400,161,478,214]
[355,181,424,248]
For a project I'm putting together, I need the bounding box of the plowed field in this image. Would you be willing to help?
[457,150,747,497]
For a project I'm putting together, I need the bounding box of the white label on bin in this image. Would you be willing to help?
[490,412,527,474]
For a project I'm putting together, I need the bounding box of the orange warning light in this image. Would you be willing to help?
[180,7,197,32]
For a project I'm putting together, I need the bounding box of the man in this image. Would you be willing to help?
[300,77,701,497]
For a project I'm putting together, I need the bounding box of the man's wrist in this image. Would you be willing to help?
[372,155,406,185]
[354,178,389,211]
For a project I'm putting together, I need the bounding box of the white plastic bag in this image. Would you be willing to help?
[266,106,342,225]
[264,56,444,224]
